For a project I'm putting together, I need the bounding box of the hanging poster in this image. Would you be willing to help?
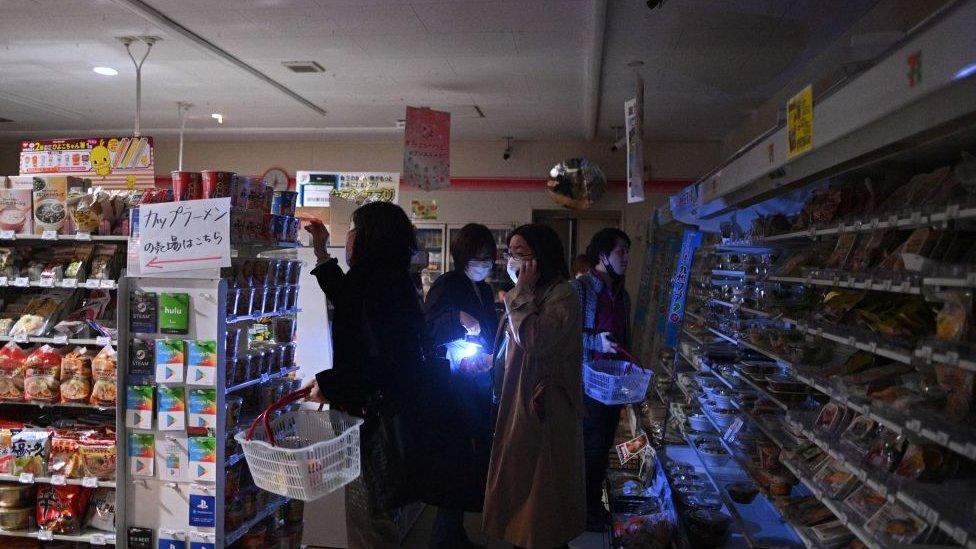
[403,106,451,191]
[625,77,645,204]
[663,229,702,348]
[669,184,699,221]
[19,137,155,189]
[410,199,438,220]
[296,171,399,207]
[787,85,813,158]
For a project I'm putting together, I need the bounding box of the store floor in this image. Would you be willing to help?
[400,507,608,548]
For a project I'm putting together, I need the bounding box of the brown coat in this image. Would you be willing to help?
[483,280,585,548]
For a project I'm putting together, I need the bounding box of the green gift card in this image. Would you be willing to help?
[159,293,190,335]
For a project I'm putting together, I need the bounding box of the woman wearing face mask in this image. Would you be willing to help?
[422,223,499,548]
[304,203,442,548]
[483,224,584,549]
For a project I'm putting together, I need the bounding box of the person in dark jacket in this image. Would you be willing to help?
[423,223,499,548]
[305,202,441,549]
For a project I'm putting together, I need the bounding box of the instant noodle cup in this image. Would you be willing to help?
[201,170,234,199]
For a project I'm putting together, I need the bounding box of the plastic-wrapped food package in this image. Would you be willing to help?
[0,342,28,402]
[89,346,117,407]
[24,345,62,403]
[35,485,92,535]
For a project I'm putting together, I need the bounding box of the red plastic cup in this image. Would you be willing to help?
[202,170,235,199]
[171,171,203,201]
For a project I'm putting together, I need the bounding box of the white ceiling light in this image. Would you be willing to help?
[93,66,119,76]
[211,113,224,125]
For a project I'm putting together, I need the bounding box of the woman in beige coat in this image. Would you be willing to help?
[484,224,585,548]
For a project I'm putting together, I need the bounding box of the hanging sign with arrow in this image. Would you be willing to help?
[138,197,231,274]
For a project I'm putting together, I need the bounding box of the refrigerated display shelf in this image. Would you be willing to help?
[784,318,914,365]
[789,414,976,548]
[713,270,753,279]
[767,274,922,295]
[225,496,288,546]
[705,327,794,365]
[791,369,976,461]
[761,204,976,243]
[682,328,705,346]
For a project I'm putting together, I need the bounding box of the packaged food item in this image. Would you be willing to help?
[0,483,34,509]
[0,429,16,474]
[839,415,876,454]
[0,188,33,235]
[894,443,953,482]
[49,434,83,479]
[823,234,858,269]
[812,459,859,499]
[80,438,116,480]
[935,363,974,421]
[87,244,118,280]
[59,347,92,404]
[89,345,117,407]
[171,171,203,202]
[864,501,926,543]
[11,429,52,476]
[84,487,115,532]
[32,176,68,235]
[810,520,854,547]
[35,484,92,534]
[158,293,190,335]
[0,342,28,402]
[864,429,907,473]
[936,291,970,342]
[0,505,34,531]
[24,345,62,403]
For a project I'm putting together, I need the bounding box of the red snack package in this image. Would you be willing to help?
[36,485,92,534]
[24,345,62,403]
[0,342,29,402]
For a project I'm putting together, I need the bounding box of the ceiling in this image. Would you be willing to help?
[0,0,887,142]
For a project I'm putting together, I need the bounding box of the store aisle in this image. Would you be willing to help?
[401,507,607,548]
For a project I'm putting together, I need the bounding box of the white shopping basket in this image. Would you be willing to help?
[235,387,364,501]
[584,347,654,405]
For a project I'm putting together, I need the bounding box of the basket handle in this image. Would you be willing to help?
[615,347,649,372]
[245,387,312,446]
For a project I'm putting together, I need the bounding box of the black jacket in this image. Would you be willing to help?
[422,270,498,511]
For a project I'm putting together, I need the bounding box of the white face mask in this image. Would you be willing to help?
[506,257,522,283]
[465,260,493,282]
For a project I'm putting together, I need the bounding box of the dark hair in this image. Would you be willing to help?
[571,254,592,275]
[351,202,418,270]
[450,223,496,271]
[586,228,631,265]
[508,224,569,288]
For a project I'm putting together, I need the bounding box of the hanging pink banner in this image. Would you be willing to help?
[403,106,451,190]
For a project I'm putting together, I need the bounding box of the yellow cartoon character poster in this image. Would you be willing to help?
[90,139,113,177]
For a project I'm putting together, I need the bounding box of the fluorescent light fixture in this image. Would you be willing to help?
[211,113,224,124]
[93,66,119,76]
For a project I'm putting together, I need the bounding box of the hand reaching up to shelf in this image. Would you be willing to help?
[305,220,331,263]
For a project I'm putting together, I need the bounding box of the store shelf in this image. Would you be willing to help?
[915,343,976,374]
[761,204,976,243]
[226,366,300,394]
[682,328,705,346]
[768,274,921,295]
[685,310,705,323]
[0,400,115,413]
[0,473,116,488]
[0,335,116,346]
[792,368,976,461]
[0,527,115,545]
[227,307,301,324]
[226,452,245,468]
[712,269,753,278]
[0,233,129,243]
[923,273,976,289]
[784,318,914,365]
[225,496,288,546]
[790,414,976,548]
[0,278,117,290]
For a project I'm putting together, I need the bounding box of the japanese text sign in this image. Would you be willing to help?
[20,136,155,189]
[138,198,231,273]
[403,106,451,190]
[787,85,813,158]
[664,229,702,348]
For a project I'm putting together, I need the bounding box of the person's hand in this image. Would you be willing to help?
[515,258,539,290]
[597,332,619,354]
[459,353,492,373]
[459,311,481,336]
[303,379,328,404]
[305,221,331,262]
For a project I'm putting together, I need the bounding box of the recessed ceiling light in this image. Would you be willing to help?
[93,66,118,76]
[211,113,224,124]
[627,60,644,67]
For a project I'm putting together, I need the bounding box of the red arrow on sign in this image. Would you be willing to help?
[146,256,223,268]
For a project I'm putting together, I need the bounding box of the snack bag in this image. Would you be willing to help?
[11,429,52,476]
[80,437,117,481]
[59,347,92,404]
[0,428,15,474]
[36,484,93,534]
[24,345,62,403]
[90,346,117,407]
[85,487,116,532]
[49,433,84,478]
[0,342,28,401]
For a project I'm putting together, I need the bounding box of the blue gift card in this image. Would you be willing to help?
[159,540,186,549]
[190,543,214,549]
[188,494,216,528]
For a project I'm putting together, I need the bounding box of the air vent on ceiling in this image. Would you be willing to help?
[0,118,12,123]
[282,61,325,73]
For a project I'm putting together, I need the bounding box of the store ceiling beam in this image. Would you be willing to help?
[0,127,401,138]
[583,0,607,141]
[107,0,328,118]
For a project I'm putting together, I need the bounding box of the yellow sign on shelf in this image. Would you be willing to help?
[787,85,813,158]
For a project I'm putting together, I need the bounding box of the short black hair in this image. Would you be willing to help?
[450,223,496,272]
[351,202,418,270]
[509,224,569,289]
[586,228,630,265]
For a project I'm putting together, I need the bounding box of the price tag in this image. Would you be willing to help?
[13,333,28,344]
[38,278,54,288]
[723,417,745,442]
[260,373,270,383]
[0,277,7,287]
[41,230,58,240]
[99,280,115,289]
[82,476,99,488]
[18,472,34,484]
[52,334,68,345]
[90,533,107,546]
[13,277,29,287]
[0,230,14,240]
[85,279,101,289]
[38,530,53,541]
[49,474,66,486]
[61,279,77,289]
[95,336,111,346]
[75,232,92,241]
